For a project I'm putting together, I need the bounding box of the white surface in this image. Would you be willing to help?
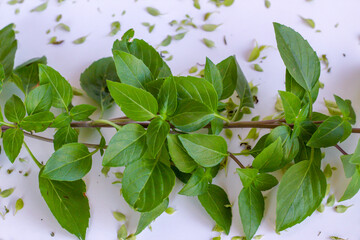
[0,0,360,239]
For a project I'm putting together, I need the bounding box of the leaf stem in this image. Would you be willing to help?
[23,141,43,169]
[91,119,122,131]
[228,152,246,168]
[214,113,230,123]
[335,144,348,155]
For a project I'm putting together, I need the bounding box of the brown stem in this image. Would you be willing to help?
[228,152,246,168]
[335,144,348,155]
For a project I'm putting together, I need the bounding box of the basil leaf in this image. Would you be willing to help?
[42,143,93,181]
[20,111,54,133]
[166,134,198,173]
[103,124,147,167]
[210,117,224,135]
[334,95,356,124]
[4,95,25,123]
[0,24,17,79]
[170,99,215,132]
[253,173,278,191]
[239,185,264,240]
[135,198,169,235]
[107,81,158,121]
[25,84,52,115]
[122,158,175,212]
[276,160,326,232]
[204,57,223,99]
[307,116,347,148]
[39,173,90,240]
[14,56,47,94]
[3,128,24,163]
[179,133,227,167]
[235,58,254,109]
[70,104,97,121]
[198,184,232,234]
[0,64,4,93]
[273,23,320,92]
[278,90,301,124]
[145,78,164,99]
[179,168,212,196]
[157,76,177,117]
[252,138,283,172]
[51,112,72,129]
[39,64,73,110]
[80,57,120,111]
[175,76,218,111]
[146,118,170,158]
[339,168,360,202]
[53,125,79,151]
[236,168,259,188]
[113,50,153,89]
[341,154,356,178]
[216,56,237,100]
[348,138,360,165]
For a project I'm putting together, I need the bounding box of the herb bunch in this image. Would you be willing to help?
[0,22,358,240]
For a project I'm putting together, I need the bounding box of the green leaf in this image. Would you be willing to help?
[25,84,52,115]
[157,76,177,117]
[273,23,320,92]
[70,104,97,121]
[202,38,215,48]
[166,134,198,173]
[179,168,212,196]
[39,173,90,240]
[201,24,221,32]
[135,198,169,235]
[145,7,162,16]
[146,118,170,158]
[205,57,223,99]
[0,64,4,93]
[72,36,87,44]
[307,116,347,148]
[3,128,24,163]
[14,198,24,215]
[107,81,158,121]
[334,95,356,124]
[252,138,283,172]
[179,134,227,167]
[80,57,120,111]
[235,59,254,109]
[52,112,72,129]
[112,50,153,89]
[42,143,92,181]
[210,117,224,135]
[198,184,232,234]
[30,1,48,12]
[14,56,47,94]
[253,173,278,191]
[340,168,360,201]
[175,76,218,111]
[0,24,17,79]
[4,95,25,123]
[103,124,147,167]
[53,126,79,151]
[238,185,264,240]
[170,99,215,132]
[39,64,73,110]
[341,154,356,178]
[109,21,121,36]
[278,90,301,124]
[276,160,326,232]
[216,56,237,100]
[122,158,175,212]
[236,168,259,188]
[20,111,54,132]
[349,139,360,165]
[300,16,315,29]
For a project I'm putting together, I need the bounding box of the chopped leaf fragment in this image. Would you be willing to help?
[55,23,70,32]
[253,64,263,72]
[56,14,62,22]
[49,36,64,45]
[317,203,325,213]
[30,1,48,12]
[193,0,200,9]
[334,204,353,213]
[109,21,121,36]
[265,0,271,8]
[0,188,15,198]
[212,224,224,233]
[73,36,87,44]
[14,198,24,215]
[202,38,215,48]
[165,207,176,215]
[189,65,198,74]
[300,16,316,29]
[113,211,126,222]
[160,35,172,46]
[117,224,127,240]
[201,24,222,32]
[146,7,162,16]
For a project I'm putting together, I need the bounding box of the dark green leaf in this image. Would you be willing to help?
[179,168,212,196]
[201,24,221,32]
[239,185,264,240]
[160,35,172,47]
[80,57,120,111]
[4,95,25,123]
[276,160,326,232]
[236,168,259,188]
[252,138,283,172]
[235,58,254,108]
[253,173,278,191]
[20,111,54,132]
[198,184,232,234]
[157,77,177,117]
[70,104,97,121]
[25,84,52,115]
[0,24,17,79]
[278,90,301,124]
[53,125,78,150]
[205,57,223,100]
[30,1,48,12]
[146,118,170,158]
[3,128,24,163]
[202,38,215,48]
[42,143,92,181]
[107,81,158,121]
[216,56,237,100]
[210,117,224,135]
[39,173,89,240]
[103,124,147,167]
[179,134,227,167]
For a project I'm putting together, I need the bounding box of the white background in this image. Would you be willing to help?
[1,0,360,239]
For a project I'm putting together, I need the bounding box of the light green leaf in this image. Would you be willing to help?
[14,198,24,215]
[39,64,73,110]
[216,56,237,100]
[239,185,264,240]
[334,95,356,124]
[202,38,215,48]
[340,168,360,201]
[160,35,172,47]
[109,21,120,36]
[39,173,90,240]
[157,76,177,117]
[341,154,356,178]
[42,143,92,181]
[103,124,147,167]
[113,211,126,222]
[4,95,25,123]
[0,188,15,198]
[276,160,326,232]
[122,158,175,212]
[179,168,212,196]
[166,134,198,173]
[20,111,54,132]
[30,1,48,12]
[55,23,71,32]
[273,23,320,92]
[278,90,301,124]
[3,128,24,163]
[25,84,52,115]
[201,24,221,32]
[179,133,227,167]
[107,81,158,121]
[198,184,232,234]
[253,173,278,191]
[112,50,153,89]
[236,168,259,188]
[300,16,315,29]
[146,118,170,158]
[70,104,97,121]
[145,7,162,16]
[51,112,72,129]
[53,125,79,151]
[252,138,283,172]
[0,24,17,79]
[72,36,87,45]
[205,57,223,99]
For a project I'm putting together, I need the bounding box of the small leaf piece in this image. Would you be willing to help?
[3,128,24,163]
[146,7,162,16]
[340,168,360,201]
[73,36,87,44]
[4,95,25,123]
[113,211,126,222]
[0,188,15,198]
[201,24,221,32]
[146,118,170,158]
